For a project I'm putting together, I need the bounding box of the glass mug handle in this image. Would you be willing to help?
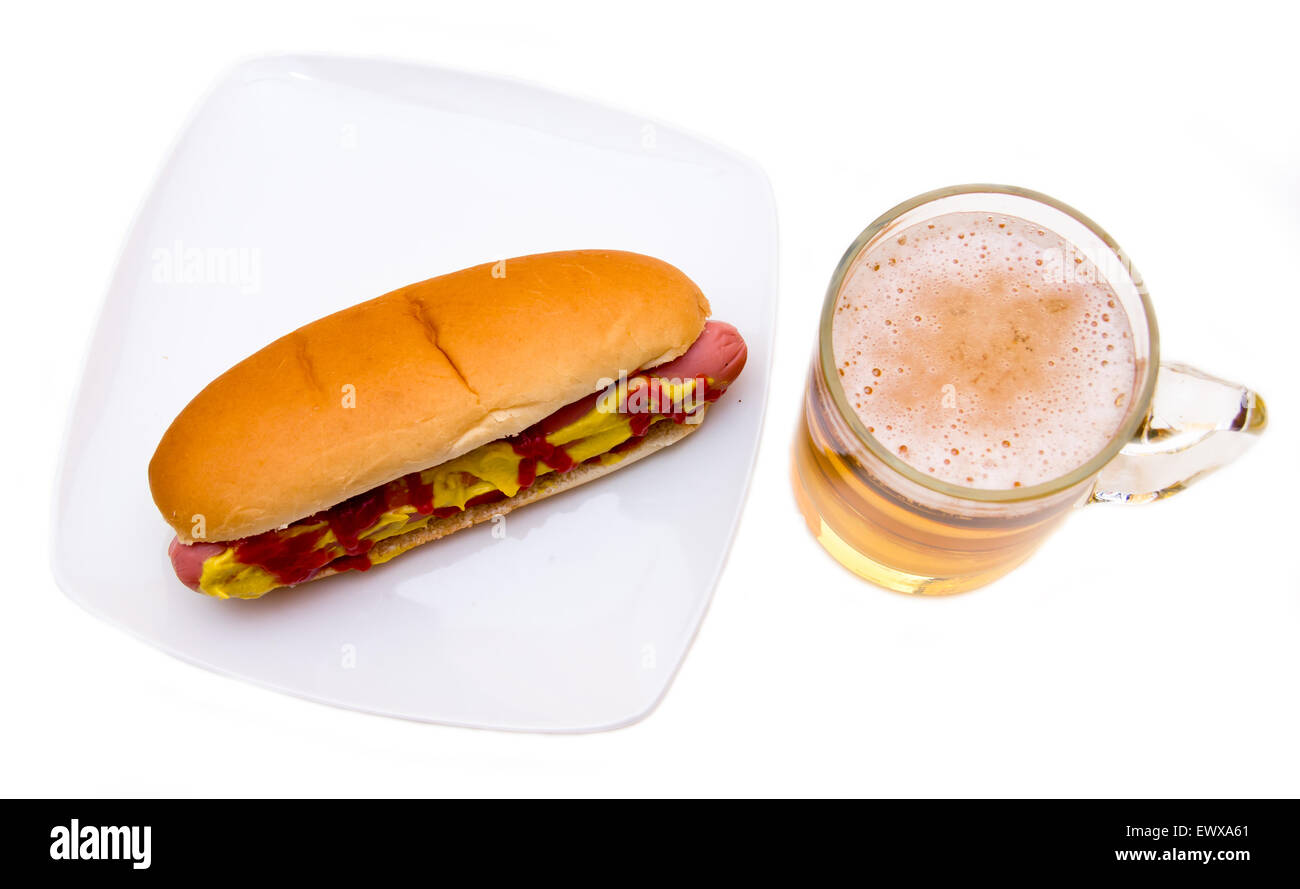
[1089,363,1267,504]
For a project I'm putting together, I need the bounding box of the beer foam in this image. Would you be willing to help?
[832,211,1138,489]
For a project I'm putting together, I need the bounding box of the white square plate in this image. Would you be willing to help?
[51,55,775,731]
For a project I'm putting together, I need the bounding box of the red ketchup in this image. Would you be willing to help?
[509,428,575,486]
[181,321,747,589]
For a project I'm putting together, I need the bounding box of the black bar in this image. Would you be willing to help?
[5,799,1282,875]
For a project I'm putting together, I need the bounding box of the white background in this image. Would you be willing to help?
[3,0,1297,797]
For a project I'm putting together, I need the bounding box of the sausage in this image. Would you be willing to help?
[646,320,747,387]
[533,321,747,435]
[168,537,225,591]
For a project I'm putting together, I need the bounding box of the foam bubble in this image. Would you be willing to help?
[831,211,1138,489]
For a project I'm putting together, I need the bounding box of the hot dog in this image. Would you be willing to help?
[150,251,747,599]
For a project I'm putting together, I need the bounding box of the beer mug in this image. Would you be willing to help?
[792,185,1266,594]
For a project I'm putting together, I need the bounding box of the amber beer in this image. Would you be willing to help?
[793,369,1101,594]
[793,186,1162,594]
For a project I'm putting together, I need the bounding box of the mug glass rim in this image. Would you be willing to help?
[818,183,1161,504]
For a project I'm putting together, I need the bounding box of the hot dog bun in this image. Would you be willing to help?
[149,250,710,543]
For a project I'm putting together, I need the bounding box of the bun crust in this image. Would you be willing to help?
[149,250,710,542]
